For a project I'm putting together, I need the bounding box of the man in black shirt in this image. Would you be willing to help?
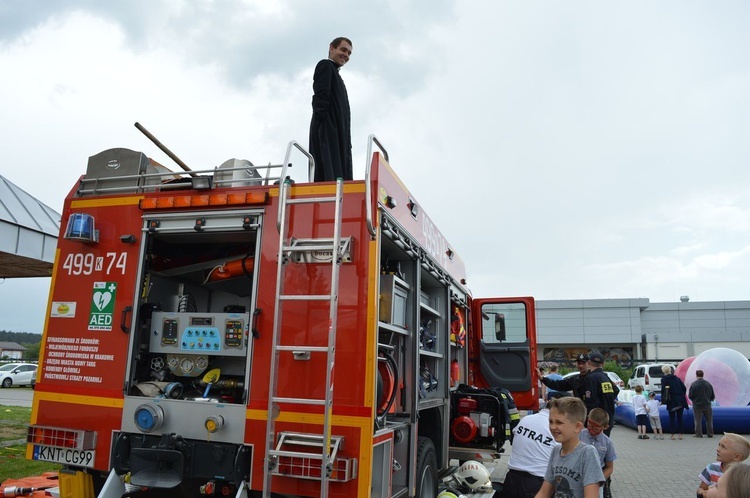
[309,37,353,182]
[688,369,715,438]
[582,352,620,437]
[539,353,590,400]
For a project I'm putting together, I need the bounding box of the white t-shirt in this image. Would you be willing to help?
[508,409,559,477]
[633,394,648,415]
[646,399,660,417]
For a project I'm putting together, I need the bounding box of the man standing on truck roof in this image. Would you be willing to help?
[309,36,353,182]
[539,353,590,401]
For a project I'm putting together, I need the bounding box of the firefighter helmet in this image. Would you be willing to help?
[453,460,492,490]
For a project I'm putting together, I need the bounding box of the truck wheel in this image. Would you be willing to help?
[415,437,437,498]
[2,378,11,388]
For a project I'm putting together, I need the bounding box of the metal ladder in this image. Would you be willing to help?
[262,178,346,498]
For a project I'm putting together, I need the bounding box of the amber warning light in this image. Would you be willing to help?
[140,191,269,210]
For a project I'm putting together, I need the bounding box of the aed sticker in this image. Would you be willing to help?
[88,281,117,331]
[51,302,76,318]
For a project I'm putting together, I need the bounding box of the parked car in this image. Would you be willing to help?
[0,362,38,388]
[628,363,675,393]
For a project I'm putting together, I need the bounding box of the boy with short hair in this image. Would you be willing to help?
[535,397,604,498]
[632,385,649,439]
[580,408,617,498]
[645,391,664,439]
[696,433,750,497]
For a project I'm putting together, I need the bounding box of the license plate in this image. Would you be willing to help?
[32,445,95,468]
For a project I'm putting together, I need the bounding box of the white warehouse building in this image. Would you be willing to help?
[535,297,750,365]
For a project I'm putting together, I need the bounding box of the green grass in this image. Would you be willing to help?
[0,405,61,483]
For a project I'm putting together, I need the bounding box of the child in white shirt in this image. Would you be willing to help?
[632,385,649,439]
[646,391,663,440]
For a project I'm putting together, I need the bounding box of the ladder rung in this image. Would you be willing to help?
[269,449,328,459]
[279,294,331,301]
[276,345,329,352]
[273,396,327,406]
[275,433,343,453]
[278,433,334,447]
[283,243,337,252]
[287,196,337,205]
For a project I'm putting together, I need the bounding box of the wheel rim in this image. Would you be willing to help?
[2,379,11,388]
[418,465,435,497]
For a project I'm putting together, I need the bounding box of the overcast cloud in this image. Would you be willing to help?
[2,1,750,333]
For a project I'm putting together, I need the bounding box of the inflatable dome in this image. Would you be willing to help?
[684,348,750,407]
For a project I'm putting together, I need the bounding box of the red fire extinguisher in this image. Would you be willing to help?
[450,359,459,387]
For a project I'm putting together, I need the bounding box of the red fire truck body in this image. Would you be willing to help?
[28,138,539,498]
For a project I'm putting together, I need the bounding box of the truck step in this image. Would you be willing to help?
[267,433,357,483]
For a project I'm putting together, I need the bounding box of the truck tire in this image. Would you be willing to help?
[415,437,437,498]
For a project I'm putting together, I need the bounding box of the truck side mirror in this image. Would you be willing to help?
[495,314,506,342]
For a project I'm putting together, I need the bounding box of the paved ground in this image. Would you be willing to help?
[0,387,33,408]
[3,390,740,497]
[491,422,740,497]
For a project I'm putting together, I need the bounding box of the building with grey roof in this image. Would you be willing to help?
[0,174,61,278]
[0,341,27,359]
[535,297,750,364]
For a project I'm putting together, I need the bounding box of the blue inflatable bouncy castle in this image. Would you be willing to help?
[615,348,750,434]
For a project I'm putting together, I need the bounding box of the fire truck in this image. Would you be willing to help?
[27,130,539,498]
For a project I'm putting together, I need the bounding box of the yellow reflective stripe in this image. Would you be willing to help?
[31,391,125,413]
[71,197,144,208]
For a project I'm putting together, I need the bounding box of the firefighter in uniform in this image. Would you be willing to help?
[539,353,590,400]
[581,353,619,437]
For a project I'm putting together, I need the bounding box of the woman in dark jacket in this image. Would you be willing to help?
[660,364,688,439]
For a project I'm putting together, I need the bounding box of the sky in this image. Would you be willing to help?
[2,1,750,333]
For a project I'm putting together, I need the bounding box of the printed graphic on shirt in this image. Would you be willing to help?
[516,426,555,446]
[552,465,582,483]
[553,475,574,497]
[601,382,614,394]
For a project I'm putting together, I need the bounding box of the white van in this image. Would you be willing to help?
[628,363,675,393]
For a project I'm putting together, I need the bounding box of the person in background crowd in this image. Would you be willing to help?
[646,391,664,439]
[632,385,649,439]
[661,364,688,440]
[690,369,716,438]
[545,364,563,401]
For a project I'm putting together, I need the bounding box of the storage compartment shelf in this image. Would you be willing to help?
[419,350,443,358]
[418,397,445,410]
[419,302,441,318]
[378,321,409,336]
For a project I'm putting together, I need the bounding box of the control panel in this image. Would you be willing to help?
[150,312,249,357]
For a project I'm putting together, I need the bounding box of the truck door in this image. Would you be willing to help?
[470,297,537,410]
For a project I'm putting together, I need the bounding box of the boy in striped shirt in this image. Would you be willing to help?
[696,433,750,497]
